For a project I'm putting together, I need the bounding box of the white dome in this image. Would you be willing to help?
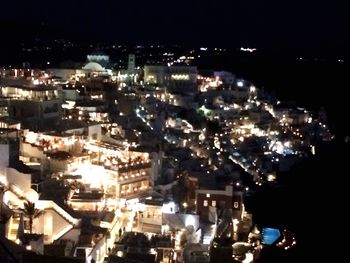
[83,62,105,72]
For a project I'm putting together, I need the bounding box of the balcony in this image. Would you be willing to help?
[118,170,150,184]
[118,160,151,173]
[120,187,151,199]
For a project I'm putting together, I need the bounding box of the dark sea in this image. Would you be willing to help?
[197,51,349,262]
[197,50,349,137]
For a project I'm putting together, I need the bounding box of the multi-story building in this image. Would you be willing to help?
[195,185,243,222]
[117,159,153,200]
[1,85,62,130]
[144,65,198,94]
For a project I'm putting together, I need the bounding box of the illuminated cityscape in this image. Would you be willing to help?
[0,46,336,262]
[0,1,349,263]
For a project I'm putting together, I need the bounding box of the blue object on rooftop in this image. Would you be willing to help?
[262,228,281,245]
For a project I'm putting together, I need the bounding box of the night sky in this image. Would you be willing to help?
[1,0,349,52]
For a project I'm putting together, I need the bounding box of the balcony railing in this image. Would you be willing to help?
[118,170,150,184]
[118,161,151,173]
[120,188,151,199]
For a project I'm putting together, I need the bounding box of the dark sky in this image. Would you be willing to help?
[1,0,349,51]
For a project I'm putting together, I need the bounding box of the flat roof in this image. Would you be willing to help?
[2,84,57,91]
[0,117,21,125]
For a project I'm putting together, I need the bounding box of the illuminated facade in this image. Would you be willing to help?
[85,141,156,201]
[195,185,244,221]
[1,85,62,129]
[87,52,110,67]
[144,65,198,93]
[117,160,152,200]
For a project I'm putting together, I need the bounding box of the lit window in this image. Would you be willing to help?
[203,200,208,207]
[206,193,210,198]
[212,201,216,207]
[234,202,239,208]
[171,74,190,80]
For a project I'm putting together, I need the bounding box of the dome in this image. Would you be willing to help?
[83,62,105,72]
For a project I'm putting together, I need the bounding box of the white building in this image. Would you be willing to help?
[1,85,62,129]
[0,136,80,245]
[144,65,198,93]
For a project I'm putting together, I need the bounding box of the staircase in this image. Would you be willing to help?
[8,214,21,241]
[201,223,216,245]
[202,231,213,245]
[36,200,79,226]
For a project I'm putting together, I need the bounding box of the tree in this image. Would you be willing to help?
[69,180,83,192]
[65,180,83,202]
[19,201,44,234]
